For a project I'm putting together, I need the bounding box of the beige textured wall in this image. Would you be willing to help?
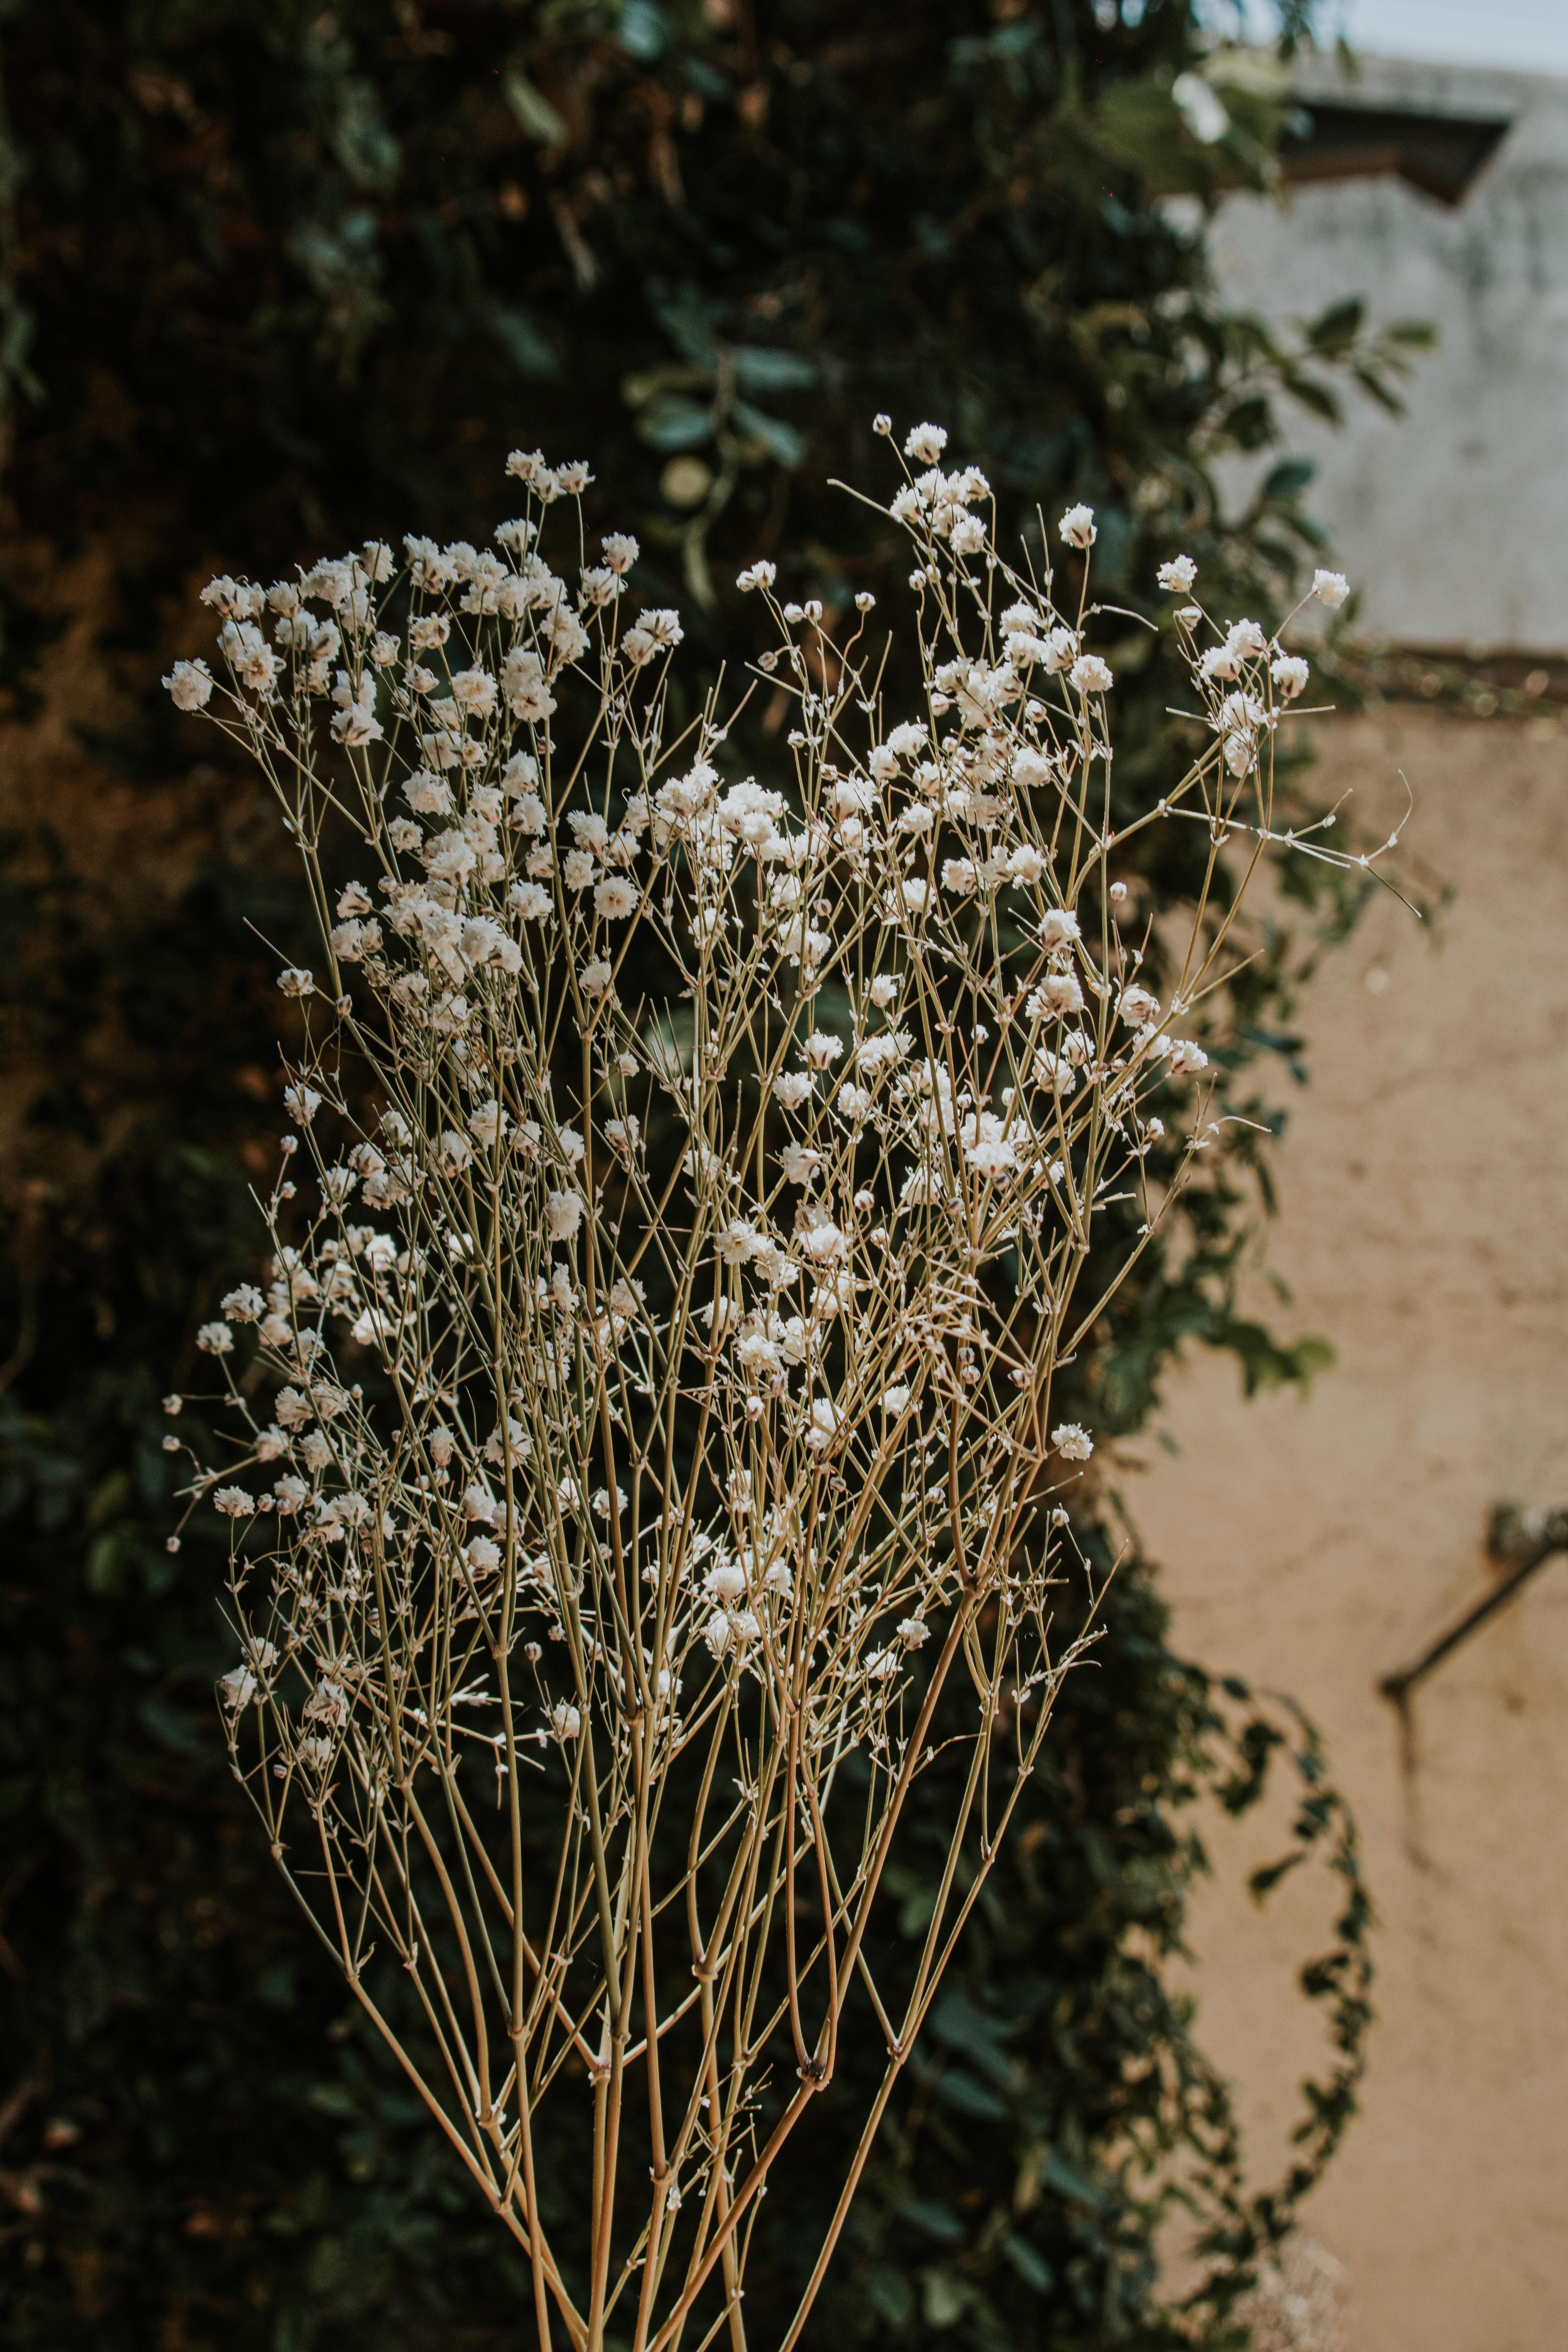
[1135,706,1568,2352]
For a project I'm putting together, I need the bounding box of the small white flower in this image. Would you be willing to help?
[716,1218,762,1267]
[904,422,948,464]
[164,659,214,711]
[567,810,609,856]
[882,1385,912,1413]
[622,607,683,666]
[466,1536,501,1576]
[1168,1039,1209,1078]
[1157,555,1197,592]
[550,1700,582,1740]
[771,1071,814,1110]
[213,1486,252,1517]
[1053,1423,1094,1462]
[545,1190,583,1243]
[898,1616,930,1648]
[277,968,315,998]
[579,565,623,609]
[448,666,496,718]
[1312,568,1350,609]
[226,618,282,691]
[1037,971,1085,1019]
[303,1677,348,1729]
[812,1269,856,1318]
[467,1098,509,1148]
[1006,748,1053,795]
[735,559,777,593]
[580,957,614,998]
[1272,653,1310,700]
[273,1387,312,1431]
[1059,504,1097,550]
[704,1609,734,1659]
[593,875,637,920]
[964,1135,1018,1177]
[702,1296,743,1341]
[1070,653,1113,695]
[1119,983,1160,1026]
[197,1321,234,1355]
[779,1143,822,1185]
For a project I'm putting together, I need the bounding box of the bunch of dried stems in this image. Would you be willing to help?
[162,418,1369,2352]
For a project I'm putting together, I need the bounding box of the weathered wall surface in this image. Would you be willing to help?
[1211,53,1568,656]
[1135,705,1568,2350]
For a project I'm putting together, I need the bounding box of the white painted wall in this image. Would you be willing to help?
[1211,53,1568,653]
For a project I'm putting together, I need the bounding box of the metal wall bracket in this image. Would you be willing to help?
[1379,1506,1568,1705]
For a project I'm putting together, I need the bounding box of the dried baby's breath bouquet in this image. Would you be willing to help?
[163,417,1360,2352]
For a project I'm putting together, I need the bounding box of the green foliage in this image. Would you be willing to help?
[818,1640,1371,2352]
[0,0,1383,2342]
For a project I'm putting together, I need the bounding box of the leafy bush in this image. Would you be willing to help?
[0,3,1384,2344]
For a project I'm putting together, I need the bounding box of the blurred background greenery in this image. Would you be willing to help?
[0,2,1399,2344]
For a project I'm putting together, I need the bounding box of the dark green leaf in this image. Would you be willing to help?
[501,71,568,148]
[1002,2232,1054,2292]
[897,2197,966,2243]
[637,396,715,451]
[731,400,805,466]
[729,345,817,392]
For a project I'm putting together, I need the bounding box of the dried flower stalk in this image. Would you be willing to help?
[164,419,1367,2352]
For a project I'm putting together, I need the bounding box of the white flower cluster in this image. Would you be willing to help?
[163,425,1361,2334]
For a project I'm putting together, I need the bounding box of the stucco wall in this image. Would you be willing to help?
[1210,54,1568,656]
[1135,705,1568,2349]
